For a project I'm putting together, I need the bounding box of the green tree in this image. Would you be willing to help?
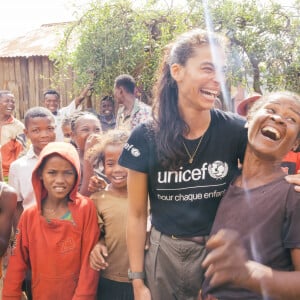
[207,0,300,95]
[51,0,300,107]
[51,0,189,103]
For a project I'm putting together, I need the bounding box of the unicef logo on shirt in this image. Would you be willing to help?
[124,143,141,157]
[208,161,228,179]
[131,147,140,157]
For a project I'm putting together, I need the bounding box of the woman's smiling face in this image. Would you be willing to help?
[247,94,300,160]
[172,44,227,112]
[72,115,101,151]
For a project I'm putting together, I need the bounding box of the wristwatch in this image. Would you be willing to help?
[128,269,146,280]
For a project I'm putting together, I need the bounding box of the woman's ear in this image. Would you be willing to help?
[170,63,184,82]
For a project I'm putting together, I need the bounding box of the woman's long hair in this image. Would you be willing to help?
[152,28,227,169]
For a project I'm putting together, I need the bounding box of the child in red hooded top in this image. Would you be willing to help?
[2,142,99,300]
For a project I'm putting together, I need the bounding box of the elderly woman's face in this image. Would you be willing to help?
[247,95,300,160]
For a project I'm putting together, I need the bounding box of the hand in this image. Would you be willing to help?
[90,239,109,271]
[202,229,250,287]
[83,134,102,162]
[79,83,94,100]
[88,175,107,193]
[132,280,152,300]
[285,173,300,192]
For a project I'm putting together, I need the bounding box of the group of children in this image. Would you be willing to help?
[0,102,133,300]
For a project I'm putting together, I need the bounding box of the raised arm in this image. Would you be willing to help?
[74,83,94,109]
[126,169,151,300]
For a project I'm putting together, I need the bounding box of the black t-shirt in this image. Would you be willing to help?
[119,109,247,236]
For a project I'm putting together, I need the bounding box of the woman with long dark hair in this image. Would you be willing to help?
[119,28,247,300]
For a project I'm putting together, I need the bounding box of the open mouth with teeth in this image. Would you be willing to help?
[200,89,218,99]
[113,175,126,180]
[261,126,281,141]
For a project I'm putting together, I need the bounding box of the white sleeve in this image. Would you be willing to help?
[59,99,82,118]
[8,162,23,202]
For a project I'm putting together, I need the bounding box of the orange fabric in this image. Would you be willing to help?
[1,140,24,177]
[282,151,300,175]
[3,142,99,299]
[0,116,26,176]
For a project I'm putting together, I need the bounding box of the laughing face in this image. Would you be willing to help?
[0,93,15,118]
[103,144,128,191]
[247,94,300,160]
[171,44,226,112]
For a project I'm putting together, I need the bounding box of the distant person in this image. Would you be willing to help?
[114,74,152,131]
[98,96,116,132]
[43,84,92,141]
[61,115,72,143]
[3,142,99,299]
[8,107,56,228]
[86,94,116,132]
[0,91,26,181]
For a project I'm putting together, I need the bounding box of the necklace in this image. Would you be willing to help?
[182,135,204,164]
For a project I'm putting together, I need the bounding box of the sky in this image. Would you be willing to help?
[0,0,296,41]
[0,0,90,41]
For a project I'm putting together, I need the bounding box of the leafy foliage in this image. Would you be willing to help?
[51,0,300,105]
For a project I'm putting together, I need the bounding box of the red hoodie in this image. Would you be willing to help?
[3,142,99,300]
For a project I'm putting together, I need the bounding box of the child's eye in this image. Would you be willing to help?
[64,170,75,175]
[32,129,39,133]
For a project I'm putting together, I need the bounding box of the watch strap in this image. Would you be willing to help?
[128,269,146,280]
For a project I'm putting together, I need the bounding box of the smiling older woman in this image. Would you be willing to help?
[202,91,300,300]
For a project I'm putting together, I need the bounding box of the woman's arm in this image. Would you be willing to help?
[203,230,300,300]
[0,184,17,256]
[127,169,151,300]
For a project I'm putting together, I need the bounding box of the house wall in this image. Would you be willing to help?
[0,56,76,121]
